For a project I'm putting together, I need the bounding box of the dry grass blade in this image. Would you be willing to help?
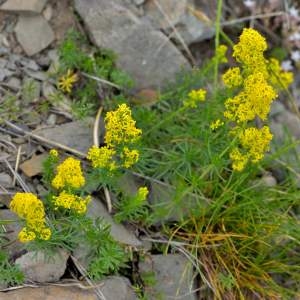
[70,255,107,300]
[82,72,122,90]
[93,106,112,213]
[12,146,22,187]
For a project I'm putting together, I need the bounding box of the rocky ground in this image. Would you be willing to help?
[0,0,299,299]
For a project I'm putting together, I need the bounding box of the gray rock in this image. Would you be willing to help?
[143,0,214,45]
[24,69,48,81]
[139,254,197,300]
[0,0,48,14]
[34,119,94,154]
[15,249,69,283]
[0,68,13,81]
[19,58,40,71]
[74,0,190,89]
[275,110,300,139]
[0,58,7,68]
[5,76,21,91]
[149,181,206,223]
[0,209,24,258]
[133,0,145,5]
[0,286,98,299]
[99,276,138,300]
[46,113,57,126]
[42,81,57,98]
[0,173,12,187]
[260,174,277,187]
[15,15,54,56]
[269,101,286,118]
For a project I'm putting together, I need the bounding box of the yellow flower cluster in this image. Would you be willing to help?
[52,191,91,214]
[224,72,277,123]
[105,104,142,147]
[137,186,149,201]
[10,193,51,242]
[52,157,85,189]
[58,69,78,93]
[210,119,224,130]
[233,28,267,74]
[87,145,116,170]
[230,126,272,171]
[219,28,293,171]
[184,88,207,108]
[87,104,142,170]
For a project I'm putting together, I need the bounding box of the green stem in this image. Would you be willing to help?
[214,0,223,90]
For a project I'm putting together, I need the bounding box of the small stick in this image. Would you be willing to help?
[12,146,21,187]
[81,72,122,90]
[93,107,112,213]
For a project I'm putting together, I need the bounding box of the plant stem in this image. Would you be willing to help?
[214,0,223,90]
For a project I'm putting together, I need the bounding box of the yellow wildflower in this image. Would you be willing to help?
[137,186,149,201]
[267,58,294,91]
[18,227,36,243]
[230,148,248,172]
[49,149,58,158]
[10,193,51,242]
[121,147,139,168]
[58,69,78,93]
[52,157,85,189]
[210,119,224,130]
[87,145,116,170]
[222,67,243,88]
[52,191,91,214]
[239,126,272,163]
[233,28,267,74]
[184,89,207,108]
[105,104,142,147]
[224,72,277,122]
[10,193,45,220]
[39,227,52,240]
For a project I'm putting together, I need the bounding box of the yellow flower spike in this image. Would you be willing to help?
[10,193,45,220]
[52,157,85,189]
[137,186,149,201]
[52,191,90,214]
[222,67,243,88]
[121,147,139,168]
[18,227,36,243]
[104,104,142,148]
[229,148,248,172]
[87,145,116,170]
[39,227,51,241]
[233,28,267,74]
[58,69,78,93]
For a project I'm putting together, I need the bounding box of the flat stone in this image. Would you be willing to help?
[143,0,214,45]
[15,15,54,56]
[15,249,69,283]
[0,173,12,187]
[0,0,48,14]
[0,285,98,299]
[5,76,21,91]
[19,153,48,177]
[34,119,94,154]
[139,254,197,300]
[276,110,300,139]
[99,276,137,300]
[0,68,13,81]
[74,0,190,89]
[0,209,24,258]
